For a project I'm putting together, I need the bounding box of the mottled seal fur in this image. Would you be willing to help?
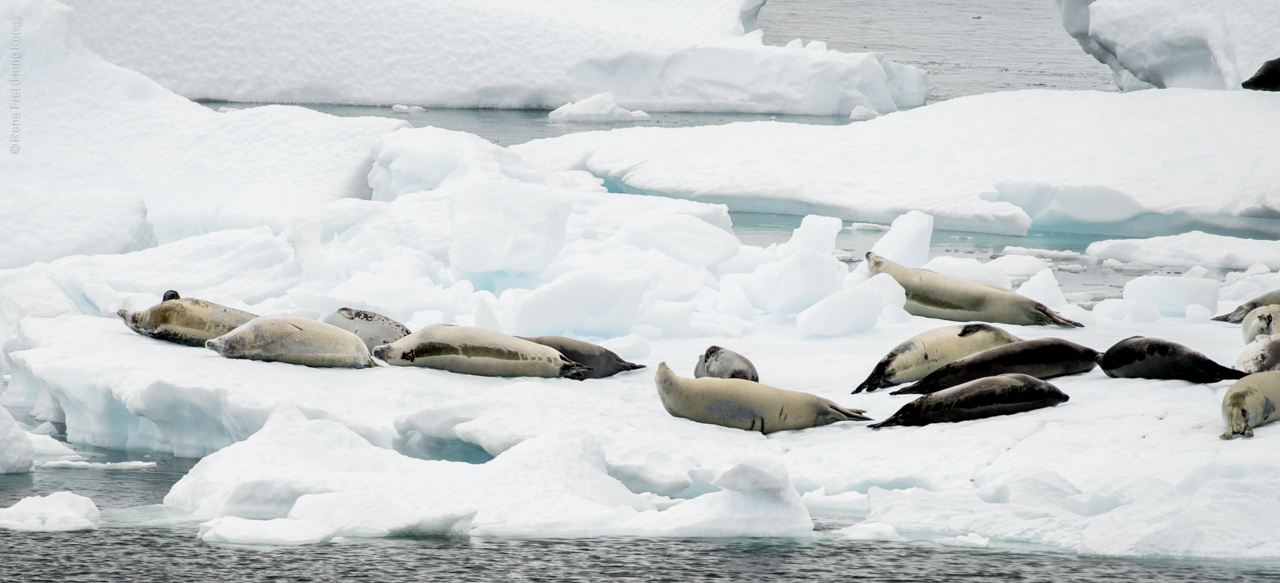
[866,253,1082,328]
[1242,57,1280,91]
[1242,306,1280,344]
[520,336,644,379]
[1221,371,1280,439]
[206,317,376,368]
[694,346,759,382]
[891,338,1098,395]
[118,290,257,347]
[654,363,869,433]
[1213,290,1280,324]
[871,374,1068,429]
[1237,335,1280,374]
[322,308,411,352]
[1098,336,1246,383]
[373,324,589,379]
[854,324,1021,393]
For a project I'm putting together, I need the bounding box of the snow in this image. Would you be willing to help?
[550,93,650,122]
[935,532,991,548]
[198,517,337,546]
[0,406,34,473]
[513,89,1280,237]
[1088,231,1280,271]
[796,287,881,337]
[0,492,100,531]
[6,0,409,243]
[838,521,905,542]
[1057,0,1280,91]
[0,184,157,270]
[1123,276,1221,317]
[58,0,929,116]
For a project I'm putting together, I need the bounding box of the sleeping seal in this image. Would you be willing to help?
[1242,57,1280,91]
[1221,371,1280,439]
[520,336,645,379]
[1237,335,1280,374]
[206,317,376,368]
[118,291,257,347]
[865,253,1082,328]
[854,324,1021,393]
[694,346,759,382]
[373,324,590,379]
[1099,336,1246,383]
[322,308,411,352]
[871,374,1068,428]
[1242,306,1280,344]
[654,363,868,433]
[891,338,1098,395]
[1213,290,1280,324]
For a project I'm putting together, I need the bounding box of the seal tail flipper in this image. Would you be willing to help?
[1212,308,1247,323]
[831,404,871,422]
[853,364,887,394]
[889,383,932,396]
[868,417,899,429]
[1039,305,1084,328]
[560,360,594,381]
[621,360,646,371]
[1215,365,1248,381]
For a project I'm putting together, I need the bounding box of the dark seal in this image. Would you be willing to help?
[1097,336,1246,383]
[520,336,645,379]
[871,374,1069,428]
[1243,57,1280,91]
[890,338,1098,395]
[694,346,759,382]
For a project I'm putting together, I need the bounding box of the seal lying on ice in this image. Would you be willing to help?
[1221,371,1280,439]
[854,324,1021,393]
[373,324,590,379]
[1242,57,1280,91]
[890,338,1098,395]
[694,346,759,382]
[865,253,1082,328]
[322,307,411,352]
[1213,290,1280,324]
[118,290,257,347]
[654,363,868,434]
[1237,335,1280,374]
[1242,306,1280,344]
[206,317,376,368]
[520,336,644,379]
[1099,336,1246,383]
[871,374,1068,428]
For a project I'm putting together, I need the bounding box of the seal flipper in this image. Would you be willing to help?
[162,290,180,301]
[889,383,932,396]
[560,359,594,381]
[1036,305,1083,328]
[830,404,871,422]
[868,416,900,429]
[853,363,887,394]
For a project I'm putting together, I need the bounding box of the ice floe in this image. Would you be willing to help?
[550,93,650,122]
[0,492,100,531]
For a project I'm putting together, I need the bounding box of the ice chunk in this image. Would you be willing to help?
[1123,276,1220,317]
[1016,269,1069,310]
[849,106,880,121]
[0,407,34,474]
[776,215,844,258]
[921,257,1011,290]
[0,492,100,531]
[449,183,571,274]
[597,334,650,360]
[199,517,337,546]
[987,255,1052,279]
[838,521,906,541]
[864,273,906,308]
[868,211,934,269]
[1182,266,1210,279]
[289,491,475,538]
[507,269,651,336]
[549,93,650,122]
[0,184,156,269]
[36,460,157,470]
[391,104,424,113]
[1185,304,1213,322]
[880,304,912,323]
[1088,232,1280,271]
[730,248,846,315]
[1002,246,1081,260]
[935,533,990,548]
[610,215,740,267]
[635,301,696,339]
[796,287,881,337]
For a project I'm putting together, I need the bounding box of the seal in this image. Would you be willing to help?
[890,338,1098,395]
[1213,290,1280,324]
[1242,57,1280,91]
[854,324,1021,393]
[1242,305,1280,344]
[865,253,1082,327]
[206,317,377,368]
[118,291,257,347]
[654,363,869,433]
[870,374,1068,428]
[1097,336,1246,383]
[373,324,590,379]
[1221,371,1280,439]
[1236,334,1280,374]
[322,307,411,352]
[694,346,759,382]
[520,335,645,379]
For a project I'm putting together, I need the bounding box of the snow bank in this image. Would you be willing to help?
[0,184,156,269]
[1088,231,1280,271]
[59,0,929,116]
[0,407,34,473]
[514,89,1280,237]
[7,0,408,242]
[0,492,100,531]
[1057,0,1280,91]
[550,93,650,122]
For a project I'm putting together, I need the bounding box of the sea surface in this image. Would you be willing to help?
[4,2,1257,582]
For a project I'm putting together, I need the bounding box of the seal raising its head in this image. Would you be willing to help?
[206,317,377,368]
[694,346,759,382]
[865,253,1082,328]
[854,324,1021,393]
[1221,371,1280,439]
[1242,306,1280,344]
[374,324,590,379]
[118,292,257,347]
[654,363,868,433]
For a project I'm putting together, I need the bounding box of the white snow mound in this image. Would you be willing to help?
[0,492,100,531]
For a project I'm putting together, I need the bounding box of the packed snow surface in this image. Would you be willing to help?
[0,184,156,269]
[513,89,1280,237]
[0,492,100,531]
[58,0,929,116]
[1057,0,1280,91]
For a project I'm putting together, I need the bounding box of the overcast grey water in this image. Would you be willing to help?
[8,2,1268,582]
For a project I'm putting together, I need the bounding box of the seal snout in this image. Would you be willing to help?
[371,344,390,360]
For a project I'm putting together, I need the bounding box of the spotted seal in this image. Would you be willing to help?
[694,346,759,382]
[322,308,411,352]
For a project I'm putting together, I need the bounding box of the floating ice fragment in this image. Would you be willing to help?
[935,533,990,548]
[391,104,425,113]
[549,93,651,122]
[199,517,337,546]
[849,106,879,121]
[0,492,100,532]
[838,521,906,541]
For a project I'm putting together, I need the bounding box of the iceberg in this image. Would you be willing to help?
[0,492,100,532]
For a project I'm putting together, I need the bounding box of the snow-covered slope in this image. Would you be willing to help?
[513,89,1280,237]
[1057,0,1280,90]
[57,0,929,116]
